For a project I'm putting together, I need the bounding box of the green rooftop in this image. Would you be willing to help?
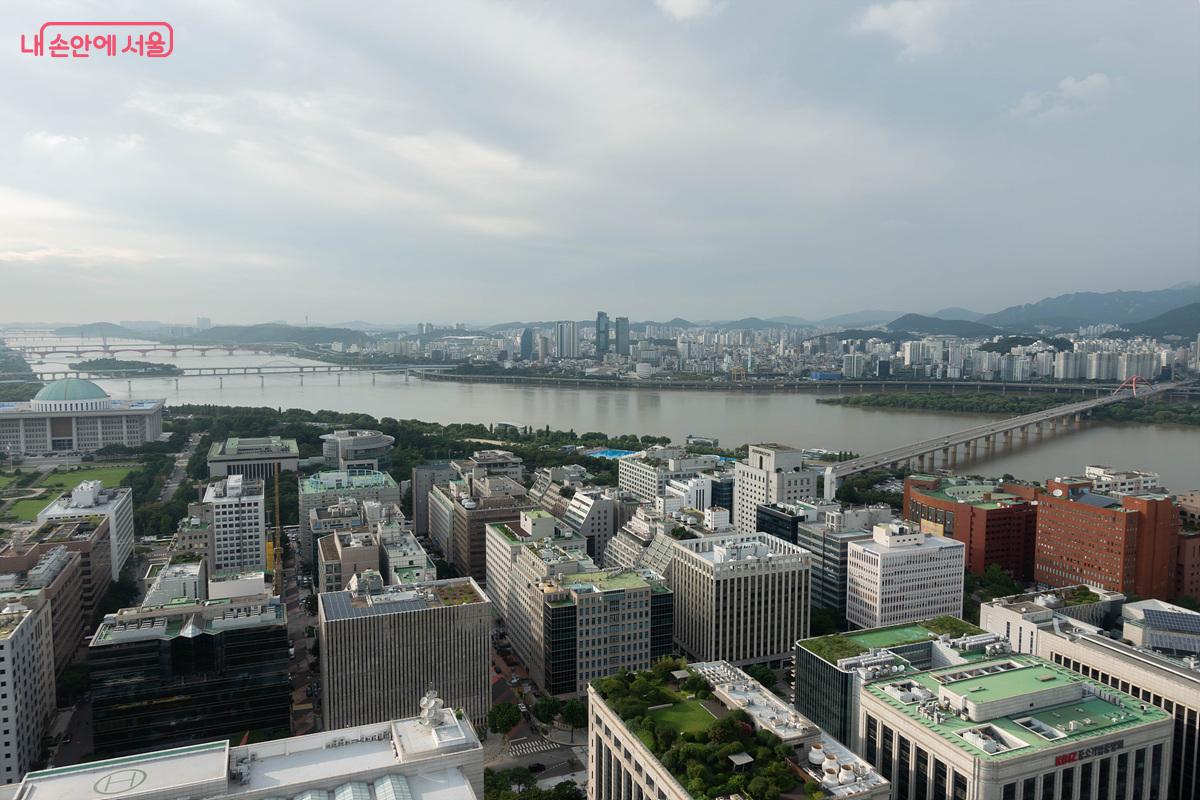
[803,617,984,665]
[865,655,1170,761]
[300,470,397,493]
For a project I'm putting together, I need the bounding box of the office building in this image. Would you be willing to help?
[320,577,491,729]
[411,460,453,537]
[617,446,722,501]
[203,475,267,572]
[846,521,965,629]
[299,470,401,566]
[484,510,592,628]
[519,326,534,360]
[89,592,291,756]
[793,618,996,746]
[595,310,610,355]
[428,475,534,582]
[668,532,810,667]
[759,503,889,613]
[528,464,590,517]
[904,475,1039,580]
[4,516,111,621]
[206,436,299,480]
[37,480,134,580]
[555,320,579,359]
[861,654,1172,800]
[320,429,396,471]
[1084,464,1161,495]
[588,660,888,800]
[842,353,868,379]
[733,443,821,533]
[979,585,1125,656]
[0,546,83,674]
[614,315,630,356]
[319,529,382,592]
[0,377,163,455]
[562,487,630,561]
[142,557,207,606]
[6,689,483,800]
[1035,478,1180,599]
[981,589,1200,800]
[0,602,54,786]
[451,448,524,485]
[1180,528,1200,600]
[1120,598,1200,655]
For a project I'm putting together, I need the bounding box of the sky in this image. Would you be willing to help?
[1,1,1198,325]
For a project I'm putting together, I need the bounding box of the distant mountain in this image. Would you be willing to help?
[167,324,371,346]
[815,310,903,328]
[979,286,1200,330]
[930,307,983,322]
[53,322,148,339]
[765,315,813,326]
[1126,302,1200,338]
[887,314,1004,337]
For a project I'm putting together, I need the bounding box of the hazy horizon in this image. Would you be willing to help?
[2,2,1198,323]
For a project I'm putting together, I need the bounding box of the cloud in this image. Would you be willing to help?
[1012,73,1111,121]
[23,131,89,154]
[654,0,724,21]
[852,0,950,59]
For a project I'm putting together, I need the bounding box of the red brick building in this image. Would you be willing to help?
[903,475,1038,580]
[1034,478,1180,600]
[1177,530,1200,601]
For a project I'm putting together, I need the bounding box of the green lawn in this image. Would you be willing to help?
[36,465,136,490]
[647,699,717,735]
[0,474,16,490]
[4,498,51,523]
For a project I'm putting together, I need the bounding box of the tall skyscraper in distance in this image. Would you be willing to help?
[519,327,533,360]
[595,311,610,356]
[614,316,630,356]
[555,320,579,359]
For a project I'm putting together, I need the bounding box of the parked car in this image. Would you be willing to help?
[528,763,546,774]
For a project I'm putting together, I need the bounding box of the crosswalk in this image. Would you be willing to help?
[508,737,561,757]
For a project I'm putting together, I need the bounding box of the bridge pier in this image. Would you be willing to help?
[260,376,265,388]
[1003,430,1013,446]
[1036,422,1043,437]
[941,447,950,468]
[1020,425,1029,442]
[337,374,342,386]
[1074,413,1081,428]
[174,378,179,390]
[917,454,926,472]
[967,440,978,460]
[300,374,304,386]
[126,380,132,393]
[219,377,223,389]
[372,373,376,385]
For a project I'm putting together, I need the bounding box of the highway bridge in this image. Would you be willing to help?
[6,343,277,358]
[821,380,1183,499]
[0,363,457,386]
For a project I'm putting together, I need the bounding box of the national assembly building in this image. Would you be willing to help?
[0,378,164,454]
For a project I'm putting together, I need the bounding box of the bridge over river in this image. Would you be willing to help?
[822,380,1184,499]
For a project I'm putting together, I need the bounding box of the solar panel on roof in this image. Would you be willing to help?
[1142,608,1200,634]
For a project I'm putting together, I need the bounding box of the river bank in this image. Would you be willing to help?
[817,392,1200,426]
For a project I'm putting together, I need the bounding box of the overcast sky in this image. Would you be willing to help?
[1,1,1197,325]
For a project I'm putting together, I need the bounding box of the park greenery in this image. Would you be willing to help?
[488,701,522,734]
[593,658,801,800]
[0,345,42,402]
[68,358,184,377]
[963,564,1025,623]
[834,468,905,509]
[484,769,584,800]
[822,392,1200,427]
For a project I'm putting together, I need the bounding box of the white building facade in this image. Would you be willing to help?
[37,480,135,580]
[846,521,965,629]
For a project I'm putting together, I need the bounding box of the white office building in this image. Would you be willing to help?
[0,602,54,787]
[617,446,722,502]
[0,378,163,455]
[846,521,964,629]
[203,475,267,572]
[555,320,579,359]
[321,429,396,471]
[3,690,483,799]
[733,443,821,533]
[1084,464,1161,495]
[37,480,135,580]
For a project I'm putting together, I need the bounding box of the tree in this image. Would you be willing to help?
[534,696,561,723]
[561,698,588,742]
[488,702,521,734]
[743,664,777,691]
[302,593,318,616]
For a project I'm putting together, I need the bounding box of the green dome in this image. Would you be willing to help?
[34,378,110,402]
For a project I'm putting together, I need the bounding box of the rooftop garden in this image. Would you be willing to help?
[800,634,867,664]
[593,658,801,800]
[920,616,984,637]
[1062,586,1102,606]
[434,581,480,606]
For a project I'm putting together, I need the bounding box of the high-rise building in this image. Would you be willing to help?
[202,475,267,572]
[1034,478,1180,599]
[37,480,134,580]
[846,521,965,629]
[980,589,1200,800]
[410,460,453,537]
[320,429,396,472]
[0,601,54,786]
[206,436,299,480]
[842,353,868,379]
[617,446,722,501]
[89,591,291,756]
[428,475,534,582]
[667,532,810,667]
[0,378,163,455]
[555,320,579,359]
[299,470,401,566]
[733,443,821,533]
[903,475,1039,580]
[614,315,630,356]
[10,690,484,800]
[861,654,1172,800]
[0,545,83,675]
[4,516,111,621]
[588,661,889,800]
[1084,463,1161,494]
[518,327,534,360]
[595,311,610,356]
[320,577,491,729]
[1054,350,1085,380]
[1086,351,1119,380]
[1119,351,1159,382]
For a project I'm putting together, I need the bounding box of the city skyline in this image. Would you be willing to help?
[2,1,1197,322]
